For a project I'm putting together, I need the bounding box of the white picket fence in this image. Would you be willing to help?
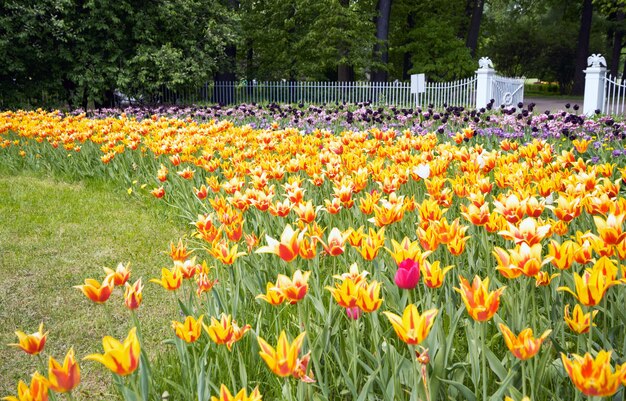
[159,81,417,108]
[603,74,626,115]
[415,77,477,109]
[154,58,524,110]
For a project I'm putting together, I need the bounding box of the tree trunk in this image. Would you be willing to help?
[337,0,354,82]
[572,0,593,95]
[610,11,624,78]
[213,0,239,105]
[402,12,415,80]
[371,0,392,82]
[465,0,484,58]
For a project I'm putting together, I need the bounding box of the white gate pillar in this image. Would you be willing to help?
[583,54,607,116]
[475,57,495,109]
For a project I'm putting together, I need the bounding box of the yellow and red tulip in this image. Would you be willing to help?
[383,305,438,346]
[498,323,551,360]
[256,224,302,262]
[84,327,140,376]
[103,262,131,286]
[257,331,309,380]
[564,304,598,334]
[172,315,204,343]
[124,278,143,310]
[150,266,183,291]
[420,260,454,288]
[210,384,262,401]
[74,275,115,303]
[3,372,49,401]
[454,275,505,322]
[561,350,622,397]
[47,347,80,393]
[8,323,47,355]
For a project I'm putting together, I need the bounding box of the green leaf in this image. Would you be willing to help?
[436,376,477,401]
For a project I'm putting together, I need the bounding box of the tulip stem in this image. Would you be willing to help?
[521,361,527,398]
[588,306,594,353]
[67,391,76,401]
[481,322,488,401]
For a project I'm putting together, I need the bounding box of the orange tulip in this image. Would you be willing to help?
[74,275,115,303]
[561,350,622,397]
[317,227,349,256]
[150,266,183,291]
[564,304,598,334]
[151,186,165,198]
[357,227,386,261]
[48,348,80,393]
[554,195,582,222]
[103,262,131,286]
[383,305,438,345]
[3,372,49,401]
[492,194,525,224]
[420,260,454,288]
[124,278,143,310]
[534,271,559,287]
[593,213,626,246]
[210,384,262,401]
[257,331,309,379]
[356,281,383,313]
[454,275,505,322]
[498,324,551,360]
[205,314,250,351]
[557,261,619,306]
[8,323,47,355]
[326,277,360,310]
[257,282,287,306]
[498,217,551,246]
[548,239,576,270]
[386,237,428,265]
[273,270,310,304]
[196,273,218,297]
[256,224,303,262]
[208,240,246,265]
[460,202,490,226]
[170,239,191,262]
[172,315,204,343]
[84,327,140,376]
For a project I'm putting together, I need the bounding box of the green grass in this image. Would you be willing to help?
[0,172,187,400]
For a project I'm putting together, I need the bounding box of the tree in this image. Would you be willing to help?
[572,0,594,95]
[371,0,393,82]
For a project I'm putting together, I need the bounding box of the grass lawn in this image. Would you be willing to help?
[0,172,186,400]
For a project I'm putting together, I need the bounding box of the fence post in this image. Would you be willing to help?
[583,54,607,115]
[475,57,495,109]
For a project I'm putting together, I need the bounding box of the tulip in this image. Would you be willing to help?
[210,384,262,401]
[564,304,598,334]
[196,273,218,297]
[48,347,80,393]
[8,323,47,355]
[593,213,626,246]
[317,227,349,256]
[208,240,246,265]
[548,239,576,270]
[151,186,165,198]
[383,305,438,345]
[274,270,310,304]
[205,314,250,351]
[454,275,505,322]
[84,327,140,376]
[150,266,183,291]
[394,258,420,289]
[256,282,286,306]
[74,275,115,303]
[498,217,551,246]
[356,280,383,313]
[420,260,454,288]
[561,350,622,397]
[256,224,302,262]
[103,262,131,286]
[170,239,192,262]
[124,278,143,310]
[498,324,551,360]
[172,315,204,343]
[257,331,308,379]
[3,372,49,401]
[557,262,619,306]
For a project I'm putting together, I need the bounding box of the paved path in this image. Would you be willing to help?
[523,97,584,113]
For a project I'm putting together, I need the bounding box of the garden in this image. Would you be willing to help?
[1,101,626,401]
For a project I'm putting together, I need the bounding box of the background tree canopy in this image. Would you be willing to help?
[0,0,621,108]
